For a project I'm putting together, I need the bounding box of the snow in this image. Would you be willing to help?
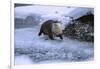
[14,5,94,65]
[15,5,76,19]
[15,5,93,30]
[15,5,93,20]
[15,55,33,65]
[68,8,94,19]
[15,26,94,64]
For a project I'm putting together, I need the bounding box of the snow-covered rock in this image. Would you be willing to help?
[64,13,94,42]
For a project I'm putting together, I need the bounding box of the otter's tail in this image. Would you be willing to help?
[38,28,43,36]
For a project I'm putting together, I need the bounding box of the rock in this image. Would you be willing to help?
[64,14,94,42]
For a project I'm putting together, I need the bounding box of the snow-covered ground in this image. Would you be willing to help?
[14,5,94,65]
[15,26,94,64]
[15,55,33,65]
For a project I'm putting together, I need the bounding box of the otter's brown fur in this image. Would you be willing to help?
[38,20,63,40]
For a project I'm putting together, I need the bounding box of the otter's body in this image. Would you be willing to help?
[38,20,63,40]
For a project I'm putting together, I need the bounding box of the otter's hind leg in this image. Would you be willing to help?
[48,32,54,40]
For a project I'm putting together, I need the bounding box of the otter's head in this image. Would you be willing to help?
[52,22,63,36]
